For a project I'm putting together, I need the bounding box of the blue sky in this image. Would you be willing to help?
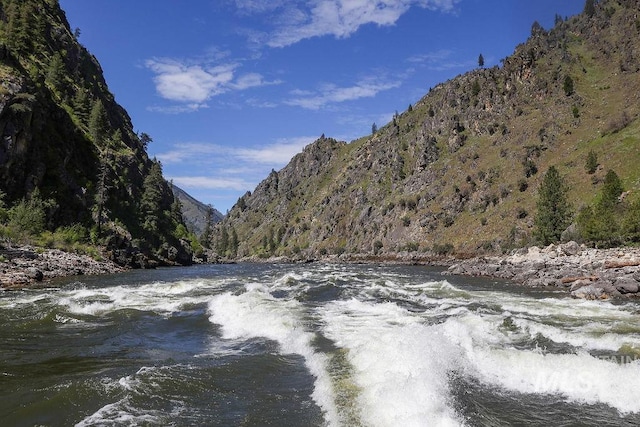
[59,0,585,213]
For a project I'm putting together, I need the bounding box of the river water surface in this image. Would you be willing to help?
[1,263,640,426]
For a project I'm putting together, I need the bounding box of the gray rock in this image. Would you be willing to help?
[569,279,593,292]
[26,267,43,281]
[560,241,581,256]
[594,280,620,296]
[571,284,604,299]
[614,277,639,294]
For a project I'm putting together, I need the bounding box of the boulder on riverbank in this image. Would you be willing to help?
[444,242,640,300]
[0,244,123,289]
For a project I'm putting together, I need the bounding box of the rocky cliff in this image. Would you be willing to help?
[0,0,191,266]
[214,0,640,260]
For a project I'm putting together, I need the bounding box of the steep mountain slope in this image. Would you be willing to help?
[170,183,224,238]
[214,0,640,260]
[0,0,191,266]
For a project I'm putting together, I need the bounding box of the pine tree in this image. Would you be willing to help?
[230,228,239,257]
[140,161,164,236]
[72,88,91,125]
[93,148,113,236]
[599,169,623,210]
[217,226,229,255]
[534,166,572,245]
[563,75,574,96]
[623,198,640,242]
[89,99,110,146]
[577,170,624,246]
[585,150,598,174]
[46,53,66,92]
[139,132,153,149]
[584,0,596,18]
[201,205,215,248]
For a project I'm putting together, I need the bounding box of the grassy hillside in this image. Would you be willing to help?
[213,0,640,260]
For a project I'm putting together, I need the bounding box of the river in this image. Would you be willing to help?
[1,263,639,426]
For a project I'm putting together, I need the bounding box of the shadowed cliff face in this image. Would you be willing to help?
[214,0,640,259]
[0,0,191,265]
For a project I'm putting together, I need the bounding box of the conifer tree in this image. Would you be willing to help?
[46,53,66,92]
[584,0,596,18]
[73,89,91,125]
[201,205,215,248]
[585,150,598,174]
[623,199,640,242]
[599,169,623,210]
[89,99,109,146]
[534,166,572,245]
[140,161,164,236]
[563,75,574,96]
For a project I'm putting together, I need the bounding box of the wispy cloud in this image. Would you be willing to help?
[234,0,459,48]
[169,176,254,191]
[145,57,280,112]
[155,142,219,165]
[407,49,475,71]
[234,137,314,164]
[285,77,400,110]
[155,136,315,200]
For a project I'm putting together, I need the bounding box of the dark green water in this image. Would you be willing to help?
[1,263,639,426]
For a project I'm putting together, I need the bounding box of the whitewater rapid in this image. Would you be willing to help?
[204,265,640,426]
[2,263,639,426]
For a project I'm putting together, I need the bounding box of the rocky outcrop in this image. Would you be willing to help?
[0,245,123,288]
[445,242,640,300]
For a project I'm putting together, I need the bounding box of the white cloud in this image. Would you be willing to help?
[285,77,400,109]
[156,138,313,168]
[145,59,237,103]
[234,137,315,164]
[234,0,459,47]
[145,57,279,111]
[169,176,254,191]
[156,136,316,210]
[407,49,475,71]
[155,143,219,165]
[147,103,209,114]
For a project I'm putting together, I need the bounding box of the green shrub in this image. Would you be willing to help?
[8,198,45,236]
[433,242,454,255]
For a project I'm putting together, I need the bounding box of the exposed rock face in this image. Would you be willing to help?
[214,0,640,261]
[445,242,640,300]
[0,245,123,288]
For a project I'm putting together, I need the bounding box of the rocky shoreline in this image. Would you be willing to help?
[444,241,640,300]
[0,244,124,289]
[3,240,640,300]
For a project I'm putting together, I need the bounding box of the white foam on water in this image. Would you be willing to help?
[75,400,162,427]
[320,298,464,427]
[207,282,341,427]
[513,317,640,352]
[55,279,226,316]
[467,347,640,413]
[76,365,186,427]
[499,296,637,322]
[440,311,640,415]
